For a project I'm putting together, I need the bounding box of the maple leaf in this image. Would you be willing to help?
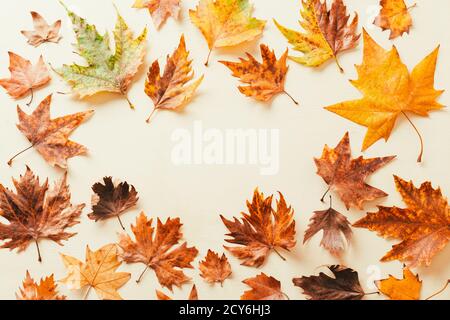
[21,11,62,47]
[56,3,147,108]
[354,175,450,268]
[375,267,421,300]
[118,212,198,290]
[241,273,288,300]
[9,95,93,168]
[199,250,232,285]
[61,244,131,300]
[293,265,365,300]
[145,35,203,123]
[220,189,296,267]
[133,0,180,29]
[88,177,139,230]
[304,198,352,256]
[274,0,360,72]
[0,167,84,262]
[156,285,198,300]
[325,30,444,162]
[374,0,416,39]
[189,0,266,66]
[220,44,298,105]
[16,271,66,300]
[0,52,51,106]
[314,132,395,210]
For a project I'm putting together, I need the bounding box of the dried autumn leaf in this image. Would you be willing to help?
[61,244,130,300]
[354,175,450,268]
[133,0,180,29]
[374,0,415,39]
[274,0,360,72]
[156,285,198,300]
[9,95,93,168]
[56,3,147,108]
[241,273,288,300]
[304,199,352,256]
[0,52,51,105]
[220,44,298,105]
[0,167,84,262]
[326,30,443,162]
[376,267,421,300]
[199,250,232,285]
[189,0,266,66]
[16,271,66,300]
[88,177,139,230]
[118,212,198,290]
[145,35,203,123]
[21,11,62,47]
[221,189,296,267]
[314,132,395,210]
[293,265,365,300]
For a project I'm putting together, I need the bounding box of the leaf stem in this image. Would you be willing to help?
[205,49,213,67]
[320,186,331,202]
[334,56,344,73]
[401,111,424,163]
[124,94,135,109]
[136,264,150,284]
[282,292,290,300]
[146,108,158,123]
[364,291,380,296]
[35,239,42,263]
[83,286,92,300]
[426,280,449,300]
[8,144,35,166]
[26,88,34,107]
[117,215,125,231]
[283,90,299,106]
[273,248,286,261]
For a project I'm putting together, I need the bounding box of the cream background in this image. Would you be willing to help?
[0,0,448,300]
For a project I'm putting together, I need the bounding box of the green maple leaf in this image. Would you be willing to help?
[56,3,147,108]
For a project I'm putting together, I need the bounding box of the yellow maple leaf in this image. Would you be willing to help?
[325,30,444,162]
[374,0,416,40]
[60,244,130,300]
[376,268,422,300]
[189,0,266,66]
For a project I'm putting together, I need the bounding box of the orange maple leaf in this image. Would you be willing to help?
[16,271,66,300]
[118,212,198,290]
[241,273,288,300]
[199,250,232,285]
[374,0,416,39]
[221,189,296,267]
[354,175,450,268]
[156,285,198,300]
[375,267,422,300]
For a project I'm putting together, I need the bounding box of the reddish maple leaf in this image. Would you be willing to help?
[199,250,232,285]
[241,273,288,300]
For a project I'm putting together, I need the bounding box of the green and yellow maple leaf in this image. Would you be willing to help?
[56,3,147,108]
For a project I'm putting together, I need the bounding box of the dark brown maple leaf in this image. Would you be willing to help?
[88,177,139,230]
[315,132,395,210]
[221,189,296,267]
[304,198,352,256]
[0,167,84,262]
[293,265,365,300]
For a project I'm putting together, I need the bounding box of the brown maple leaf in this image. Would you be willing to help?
[118,212,198,290]
[16,271,66,300]
[9,95,94,168]
[156,284,198,300]
[293,265,365,300]
[0,167,84,262]
[220,44,298,105]
[21,11,62,47]
[199,250,232,286]
[88,177,139,230]
[314,132,396,210]
[145,35,203,123]
[221,189,296,267]
[304,198,352,256]
[133,0,181,29]
[354,175,450,268]
[241,273,288,300]
[0,52,51,105]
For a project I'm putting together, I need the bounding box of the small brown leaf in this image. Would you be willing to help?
[241,273,288,300]
[16,271,66,300]
[293,265,365,300]
[199,250,232,285]
[21,11,62,47]
[88,177,139,230]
